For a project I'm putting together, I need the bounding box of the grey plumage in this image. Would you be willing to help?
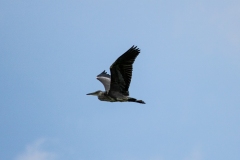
[96,70,111,92]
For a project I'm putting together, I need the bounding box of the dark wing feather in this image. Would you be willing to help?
[109,45,140,96]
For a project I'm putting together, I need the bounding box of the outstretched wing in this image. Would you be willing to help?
[96,70,111,91]
[109,45,140,96]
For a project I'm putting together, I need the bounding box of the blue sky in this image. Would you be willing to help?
[1,1,240,160]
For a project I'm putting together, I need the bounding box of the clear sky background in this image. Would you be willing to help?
[1,1,240,160]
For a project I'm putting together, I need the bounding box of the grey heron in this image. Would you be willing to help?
[86,46,145,104]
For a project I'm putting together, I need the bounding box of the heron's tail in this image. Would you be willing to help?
[128,97,145,104]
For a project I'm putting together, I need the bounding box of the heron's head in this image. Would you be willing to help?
[86,90,102,96]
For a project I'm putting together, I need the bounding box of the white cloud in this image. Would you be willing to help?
[15,138,56,160]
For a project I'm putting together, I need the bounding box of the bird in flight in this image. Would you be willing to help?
[86,46,145,104]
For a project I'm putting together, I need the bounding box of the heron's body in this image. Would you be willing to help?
[96,91,128,102]
[86,46,145,104]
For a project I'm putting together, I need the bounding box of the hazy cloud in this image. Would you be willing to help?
[210,3,240,48]
[184,147,203,160]
[15,139,56,160]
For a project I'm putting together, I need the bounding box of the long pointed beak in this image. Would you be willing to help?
[86,92,95,95]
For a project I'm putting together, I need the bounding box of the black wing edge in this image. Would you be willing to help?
[130,45,140,53]
[97,70,111,78]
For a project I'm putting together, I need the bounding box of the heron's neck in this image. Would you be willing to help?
[97,91,104,96]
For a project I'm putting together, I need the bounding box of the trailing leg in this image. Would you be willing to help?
[128,97,145,104]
